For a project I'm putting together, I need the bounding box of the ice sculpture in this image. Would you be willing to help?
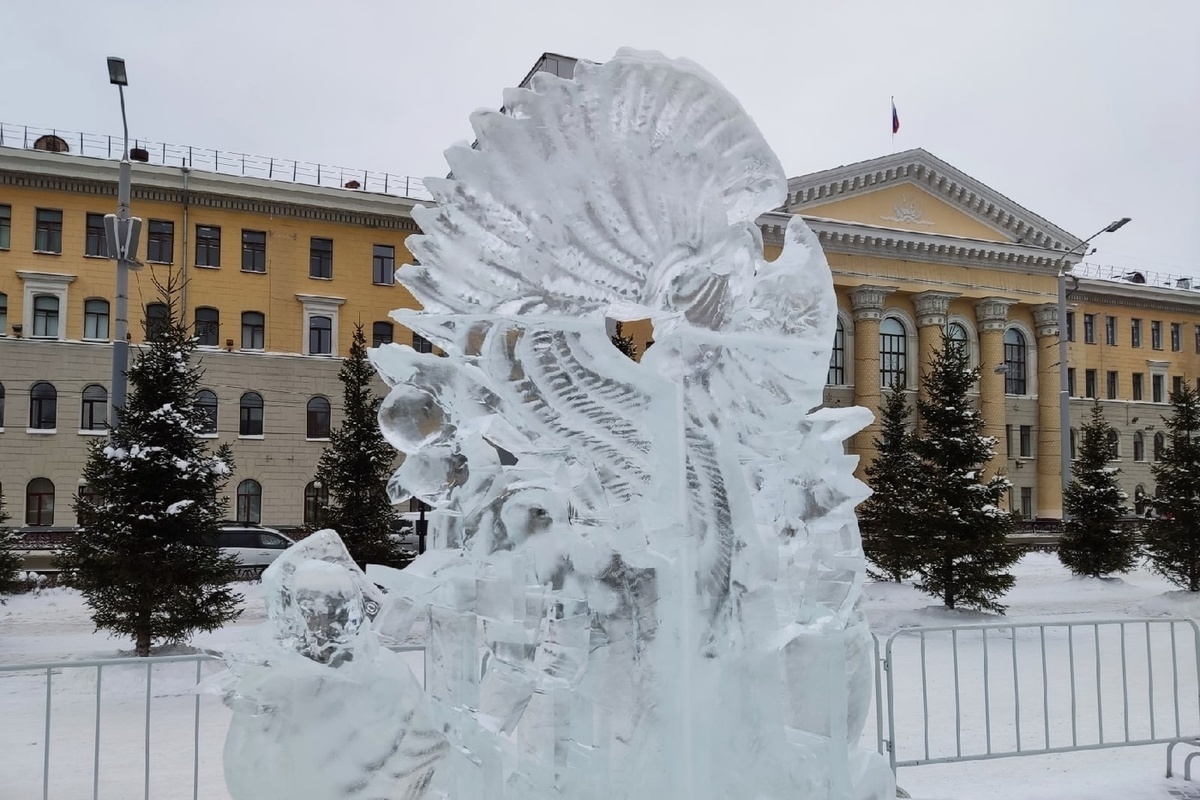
[221,48,893,800]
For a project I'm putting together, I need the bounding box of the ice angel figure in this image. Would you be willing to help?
[216,531,447,799]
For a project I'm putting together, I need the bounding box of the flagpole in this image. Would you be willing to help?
[890,95,895,153]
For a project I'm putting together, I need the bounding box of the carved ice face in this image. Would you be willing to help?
[290,561,365,664]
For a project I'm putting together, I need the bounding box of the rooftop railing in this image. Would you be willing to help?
[1076,261,1200,292]
[0,122,433,201]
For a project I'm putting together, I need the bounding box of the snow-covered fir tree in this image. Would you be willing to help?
[911,339,1018,613]
[315,324,408,570]
[0,490,22,602]
[860,384,927,582]
[1058,401,1135,578]
[57,273,241,656]
[611,322,638,361]
[1143,382,1200,591]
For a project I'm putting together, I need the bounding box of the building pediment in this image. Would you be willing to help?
[784,148,1082,253]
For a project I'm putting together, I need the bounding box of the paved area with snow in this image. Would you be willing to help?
[4,553,1200,798]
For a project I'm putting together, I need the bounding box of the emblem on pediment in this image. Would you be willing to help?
[881,194,934,226]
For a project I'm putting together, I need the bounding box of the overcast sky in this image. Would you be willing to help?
[5,0,1197,277]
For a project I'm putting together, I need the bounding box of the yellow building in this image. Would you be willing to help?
[2,74,1195,531]
[0,142,426,531]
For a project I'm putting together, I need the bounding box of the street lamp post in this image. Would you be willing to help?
[1057,216,1131,521]
[104,57,142,432]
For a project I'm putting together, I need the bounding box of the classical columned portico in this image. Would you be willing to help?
[848,285,896,466]
[912,291,960,410]
[1032,303,1063,518]
[975,297,1016,483]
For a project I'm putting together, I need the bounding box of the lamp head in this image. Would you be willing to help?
[1104,217,1131,233]
[106,57,128,87]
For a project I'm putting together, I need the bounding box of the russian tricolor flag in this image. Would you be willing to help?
[891,98,900,134]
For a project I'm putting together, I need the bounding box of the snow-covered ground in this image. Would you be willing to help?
[3,554,1200,799]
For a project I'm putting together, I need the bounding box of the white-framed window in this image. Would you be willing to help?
[18,271,75,342]
[296,294,346,356]
[1003,323,1038,396]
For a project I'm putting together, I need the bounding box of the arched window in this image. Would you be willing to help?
[236,479,262,524]
[241,311,265,350]
[1003,328,1027,394]
[1107,429,1120,460]
[84,298,110,340]
[0,382,5,428]
[308,315,332,355]
[372,321,394,348]
[145,302,170,340]
[25,478,55,526]
[879,317,906,390]
[1133,431,1145,462]
[195,307,220,347]
[944,321,968,355]
[1154,432,1166,461]
[827,319,845,386]
[195,389,218,435]
[1069,428,1078,460]
[306,396,331,439]
[29,382,57,429]
[239,392,264,436]
[81,384,108,431]
[33,295,59,338]
[303,481,329,527]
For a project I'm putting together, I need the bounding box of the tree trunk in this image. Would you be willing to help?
[943,554,954,609]
[136,628,151,657]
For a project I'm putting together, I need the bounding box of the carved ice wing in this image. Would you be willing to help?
[402,49,787,326]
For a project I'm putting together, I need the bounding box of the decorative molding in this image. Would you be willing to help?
[911,291,959,328]
[847,285,896,321]
[1031,304,1060,338]
[782,148,1083,253]
[974,296,1016,332]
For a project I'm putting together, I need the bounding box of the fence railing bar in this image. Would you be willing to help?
[873,635,884,757]
[952,628,961,758]
[43,666,52,800]
[920,631,929,760]
[1148,621,1157,740]
[1040,625,1050,750]
[1174,621,1182,737]
[894,735,1199,769]
[144,662,152,800]
[1011,627,1021,752]
[983,628,992,755]
[1068,625,1078,747]
[1120,622,1129,742]
[886,634,898,772]
[94,664,103,800]
[193,658,202,800]
[1095,623,1104,744]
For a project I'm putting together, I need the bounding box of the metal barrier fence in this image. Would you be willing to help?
[874,618,1200,774]
[0,122,432,201]
[0,646,427,800]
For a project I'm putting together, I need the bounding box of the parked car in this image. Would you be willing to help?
[209,524,295,578]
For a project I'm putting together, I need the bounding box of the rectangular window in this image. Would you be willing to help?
[242,311,265,350]
[85,213,108,257]
[1066,312,1075,342]
[412,333,434,354]
[1019,425,1032,458]
[1005,424,1013,457]
[1171,323,1182,352]
[308,315,333,355]
[32,295,59,338]
[1106,371,1118,400]
[1085,369,1097,399]
[146,220,174,263]
[0,204,9,249]
[310,237,333,279]
[1195,324,1200,355]
[1067,368,1076,397]
[1020,487,1033,520]
[1152,321,1163,350]
[372,244,395,286]
[195,307,220,347]
[1131,319,1142,348]
[1105,316,1117,346]
[1133,373,1144,401]
[196,225,221,267]
[827,323,845,385]
[1174,376,1185,400]
[34,208,63,253]
[84,298,109,340]
[1153,374,1165,403]
[1083,314,1096,344]
[242,230,267,273]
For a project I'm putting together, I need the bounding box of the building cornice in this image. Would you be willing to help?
[0,148,424,232]
[757,211,1077,276]
[782,148,1082,252]
[1074,278,1200,315]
